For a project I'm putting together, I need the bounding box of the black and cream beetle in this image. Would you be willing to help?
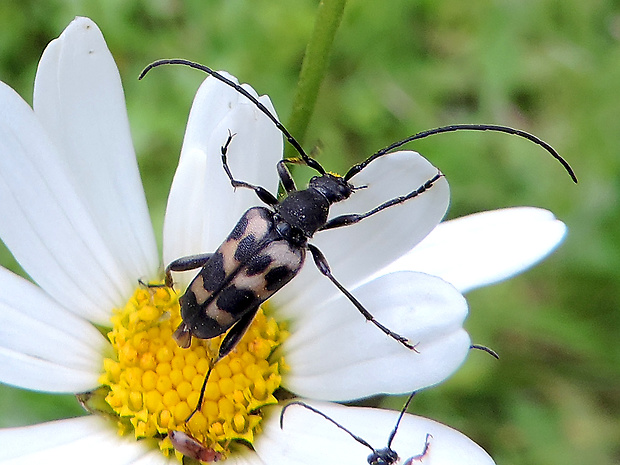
[280,392,431,465]
[140,59,577,419]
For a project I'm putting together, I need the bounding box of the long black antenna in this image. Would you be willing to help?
[139,59,326,175]
[344,124,577,183]
[280,392,418,453]
[280,401,376,452]
[140,60,577,184]
[386,391,416,449]
[470,343,500,359]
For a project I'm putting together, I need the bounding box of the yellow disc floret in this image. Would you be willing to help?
[98,284,288,461]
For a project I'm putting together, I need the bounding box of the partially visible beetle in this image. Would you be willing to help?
[140,60,577,420]
[169,430,223,463]
[280,392,431,465]
[278,345,499,464]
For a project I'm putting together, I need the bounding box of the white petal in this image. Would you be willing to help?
[280,272,470,400]
[222,450,266,465]
[0,416,169,465]
[0,80,135,323]
[255,402,495,465]
[381,207,567,293]
[163,73,282,288]
[0,267,105,393]
[33,17,158,285]
[273,151,449,315]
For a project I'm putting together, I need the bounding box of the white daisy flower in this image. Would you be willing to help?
[0,16,566,465]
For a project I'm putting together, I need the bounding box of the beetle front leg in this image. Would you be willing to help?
[220,131,279,206]
[276,156,318,194]
[320,171,443,231]
[276,159,298,193]
[403,434,432,464]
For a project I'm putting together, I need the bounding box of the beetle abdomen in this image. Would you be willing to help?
[180,207,305,341]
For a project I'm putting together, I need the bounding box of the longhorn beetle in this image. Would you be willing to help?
[280,392,430,465]
[139,59,577,420]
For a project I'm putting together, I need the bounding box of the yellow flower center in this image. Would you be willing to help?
[97,284,288,461]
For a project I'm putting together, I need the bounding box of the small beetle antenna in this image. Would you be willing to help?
[470,343,500,359]
[386,391,416,448]
[344,124,577,183]
[139,59,326,175]
[280,392,418,455]
[280,401,376,452]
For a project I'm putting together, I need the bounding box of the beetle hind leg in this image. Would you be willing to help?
[184,307,260,422]
[185,363,215,422]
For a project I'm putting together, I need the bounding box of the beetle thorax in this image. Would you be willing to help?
[275,188,330,238]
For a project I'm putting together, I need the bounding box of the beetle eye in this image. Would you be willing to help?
[276,221,291,237]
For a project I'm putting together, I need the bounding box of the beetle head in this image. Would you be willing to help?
[309,173,353,204]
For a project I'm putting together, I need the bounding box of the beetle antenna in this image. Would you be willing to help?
[344,124,577,183]
[280,401,376,452]
[139,59,326,175]
[470,344,500,359]
[386,391,417,448]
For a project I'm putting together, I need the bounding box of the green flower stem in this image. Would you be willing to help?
[285,0,347,160]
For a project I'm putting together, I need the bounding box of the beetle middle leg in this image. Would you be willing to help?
[307,243,417,351]
[164,253,214,287]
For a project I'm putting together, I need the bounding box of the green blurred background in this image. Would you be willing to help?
[0,1,618,464]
